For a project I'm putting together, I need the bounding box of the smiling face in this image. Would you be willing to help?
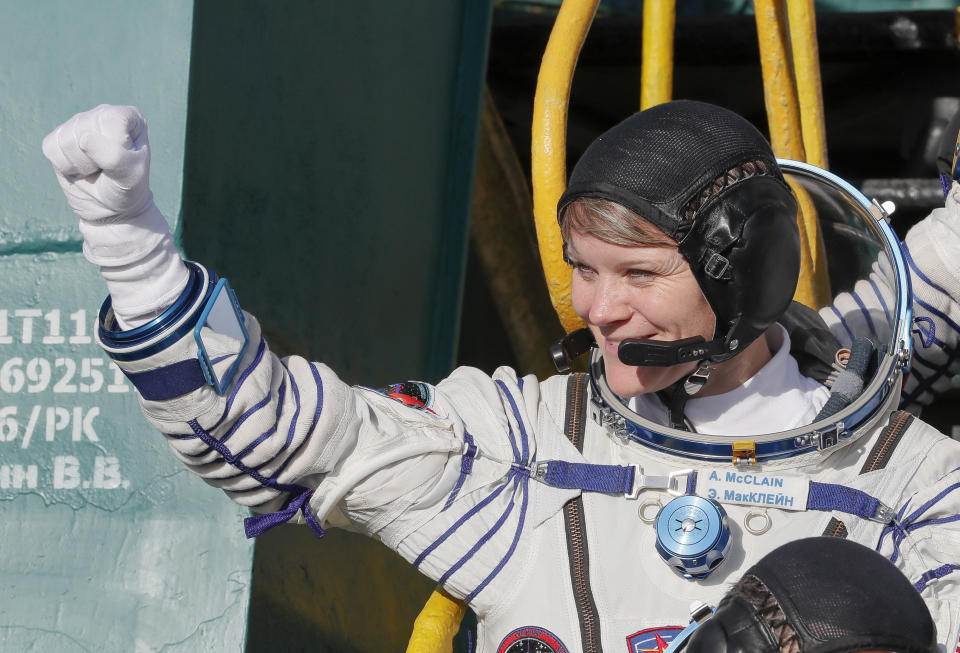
[567,228,716,398]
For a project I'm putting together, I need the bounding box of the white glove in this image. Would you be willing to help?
[43,105,189,329]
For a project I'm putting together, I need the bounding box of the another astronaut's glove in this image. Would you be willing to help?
[42,105,188,329]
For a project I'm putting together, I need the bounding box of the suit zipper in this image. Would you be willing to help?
[860,410,913,474]
[563,374,602,653]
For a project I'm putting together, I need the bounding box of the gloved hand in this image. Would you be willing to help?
[42,104,153,223]
[42,105,189,328]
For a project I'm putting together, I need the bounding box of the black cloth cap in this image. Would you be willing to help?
[558,101,800,360]
[686,537,938,653]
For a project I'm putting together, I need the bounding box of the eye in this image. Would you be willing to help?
[627,268,654,281]
[569,261,596,279]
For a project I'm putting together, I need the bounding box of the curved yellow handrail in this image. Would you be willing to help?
[405,588,466,653]
[531,0,600,333]
[755,0,831,309]
[754,0,805,161]
[640,0,676,111]
[787,0,828,170]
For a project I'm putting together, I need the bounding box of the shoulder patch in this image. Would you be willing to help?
[497,626,569,653]
[626,627,683,652]
[376,380,435,411]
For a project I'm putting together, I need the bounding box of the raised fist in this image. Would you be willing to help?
[42,104,153,223]
[42,105,187,326]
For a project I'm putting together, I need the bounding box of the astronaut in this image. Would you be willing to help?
[43,101,960,652]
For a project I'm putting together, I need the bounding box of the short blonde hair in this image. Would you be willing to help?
[560,197,677,248]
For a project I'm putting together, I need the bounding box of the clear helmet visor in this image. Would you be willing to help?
[589,160,913,463]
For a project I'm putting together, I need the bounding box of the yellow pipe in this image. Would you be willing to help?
[787,0,828,170]
[786,178,832,308]
[640,0,676,110]
[753,0,805,161]
[531,0,600,333]
[755,0,830,309]
[785,0,831,307]
[405,588,466,653]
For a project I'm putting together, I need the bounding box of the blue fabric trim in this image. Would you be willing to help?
[201,381,287,477]
[124,358,208,401]
[494,382,522,464]
[279,360,302,451]
[181,389,274,459]
[413,473,514,570]
[850,291,879,342]
[912,295,960,343]
[164,431,198,441]
[912,317,943,350]
[912,344,954,372]
[438,470,521,587]
[903,481,960,526]
[243,485,325,539]
[270,363,324,481]
[444,431,477,511]
[309,363,324,432]
[542,460,634,494]
[186,418,323,539]
[914,563,960,593]
[211,338,267,430]
[877,500,913,564]
[807,482,885,519]
[879,481,960,564]
[868,278,892,325]
[465,473,530,603]
[495,380,529,464]
[829,305,856,346]
[902,337,960,404]
[184,338,275,457]
[216,361,325,483]
[415,380,533,599]
[685,471,698,495]
[904,245,954,302]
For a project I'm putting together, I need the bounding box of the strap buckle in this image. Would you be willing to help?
[871,501,897,524]
[627,467,693,500]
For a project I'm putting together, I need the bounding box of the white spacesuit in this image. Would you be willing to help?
[43,104,960,653]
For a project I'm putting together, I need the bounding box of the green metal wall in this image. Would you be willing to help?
[181,2,491,650]
[0,1,253,651]
[2,0,491,651]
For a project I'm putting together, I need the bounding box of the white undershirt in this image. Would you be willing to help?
[628,324,831,436]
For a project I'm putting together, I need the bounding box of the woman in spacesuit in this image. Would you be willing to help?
[42,101,960,652]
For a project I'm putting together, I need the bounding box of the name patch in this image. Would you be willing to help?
[697,468,809,511]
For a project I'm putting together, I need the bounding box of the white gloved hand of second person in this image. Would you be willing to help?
[42,105,189,329]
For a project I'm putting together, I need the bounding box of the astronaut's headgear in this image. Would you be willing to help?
[680,537,937,652]
[555,101,911,460]
[585,156,912,461]
[558,100,801,364]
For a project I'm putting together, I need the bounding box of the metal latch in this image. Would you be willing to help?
[732,440,756,466]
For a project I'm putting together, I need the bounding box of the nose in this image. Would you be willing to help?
[588,277,631,326]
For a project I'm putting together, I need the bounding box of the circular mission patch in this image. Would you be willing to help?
[497,626,570,653]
